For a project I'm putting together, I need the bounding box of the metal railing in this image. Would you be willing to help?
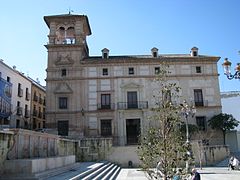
[97,103,115,110]
[117,101,148,110]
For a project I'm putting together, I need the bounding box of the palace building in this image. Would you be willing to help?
[44,14,222,145]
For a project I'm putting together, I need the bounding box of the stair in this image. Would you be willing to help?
[68,161,121,180]
[0,161,121,180]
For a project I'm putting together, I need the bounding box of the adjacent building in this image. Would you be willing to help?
[0,60,46,129]
[44,14,222,145]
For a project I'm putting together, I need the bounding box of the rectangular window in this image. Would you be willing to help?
[101,120,112,136]
[194,89,204,106]
[196,66,202,73]
[196,116,206,131]
[61,69,67,76]
[101,94,111,109]
[18,83,23,97]
[59,97,68,109]
[153,52,157,58]
[128,67,134,75]
[7,76,10,82]
[103,52,108,59]
[127,91,138,108]
[102,68,108,76]
[155,67,160,74]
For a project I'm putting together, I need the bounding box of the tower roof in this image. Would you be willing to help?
[43,14,92,35]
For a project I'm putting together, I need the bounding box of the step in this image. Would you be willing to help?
[69,161,108,180]
[102,165,121,180]
[92,163,115,180]
[109,166,121,180]
[81,162,111,180]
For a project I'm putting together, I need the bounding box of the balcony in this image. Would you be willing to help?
[38,111,42,118]
[18,89,23,97]
[194,100,208,107]
[117,101,148,110]
[17,107,23,116]
[24,109,30,118]
[25,92,30,101]
[97,103,115,110]
[33,109,38,116]
[39,98,43,104]
[33,95,38,102]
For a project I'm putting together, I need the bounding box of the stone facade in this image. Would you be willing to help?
[30,79,46,130]
[44,14,222,146]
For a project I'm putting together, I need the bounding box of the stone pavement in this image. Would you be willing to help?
[116,167,240,180]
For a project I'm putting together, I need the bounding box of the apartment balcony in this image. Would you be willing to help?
[18,89,23,97]
[117,101,148,110]
[25,92,30,101]
[24,110,30,118]
[33,95,38,102]
[195,100,208,107]
[39,98,43,104]
[33,109,38,116]
[17,107,23,116]
[97,103,115,110]
[38,111,43,118]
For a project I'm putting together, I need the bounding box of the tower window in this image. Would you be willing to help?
[196,66,202,73]
[102,68,108,76]
[128,67,134,75]
[61,69,67,76]
[59,97,68,109]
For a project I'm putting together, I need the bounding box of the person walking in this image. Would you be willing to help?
[191,168,200,180]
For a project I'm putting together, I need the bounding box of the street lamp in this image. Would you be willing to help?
[222,58,240,80]
[180,100,196,173]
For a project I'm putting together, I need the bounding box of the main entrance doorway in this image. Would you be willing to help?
[126,119,140,145]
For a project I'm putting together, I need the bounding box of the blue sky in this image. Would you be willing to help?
[0,0,240,92]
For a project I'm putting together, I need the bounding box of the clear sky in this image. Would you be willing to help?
[0,0,240,92]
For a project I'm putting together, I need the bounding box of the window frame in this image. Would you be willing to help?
[102,68,108,76]
[128,67,135,75]
[59,97,68,109]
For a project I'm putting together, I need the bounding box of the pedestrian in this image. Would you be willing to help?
[232,156,239,170]
[228,156,234,170]
[191,168,200,180]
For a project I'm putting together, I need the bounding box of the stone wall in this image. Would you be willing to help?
[76,137,112,162]
[6,129,76,160]
[107,144,230,168]
[191,141,230,167]
[0,130,14,174]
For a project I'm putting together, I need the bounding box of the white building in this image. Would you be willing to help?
[0,60,31,128]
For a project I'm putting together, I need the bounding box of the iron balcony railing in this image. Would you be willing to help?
[33,95,38,102]
[194,100,208,107]
[24,109,30,118]
[117,101,148,110]
[97,103,115,110]
[18,88,23,97]
[17,107,23,116]
[33,109,38,116]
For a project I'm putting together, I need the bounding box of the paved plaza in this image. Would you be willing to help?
[117,167,240,180]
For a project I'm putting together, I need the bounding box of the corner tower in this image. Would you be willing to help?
[44,14,91,137]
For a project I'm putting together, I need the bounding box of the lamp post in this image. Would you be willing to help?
[222,58,240,80]
[180,100,196,173]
